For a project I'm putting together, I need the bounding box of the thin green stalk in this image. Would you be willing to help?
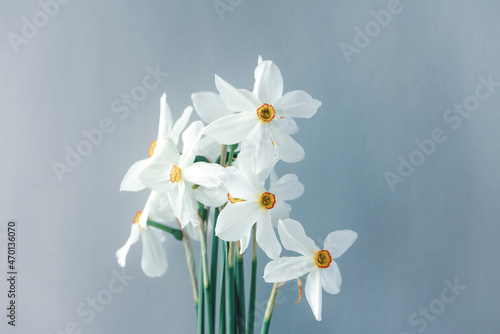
[247,225,257,334]
[218,242,226,334]
[147,219,183,241]
[226,241,235,334]
[198,253,205,334]
[210,207,220,326]
[235,245,246,333]
[260,283,282,334]
[199,225,214,334]
[180,229,198,312]
[227,143,237,166]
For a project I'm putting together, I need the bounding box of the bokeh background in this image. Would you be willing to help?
[1,0,499,333]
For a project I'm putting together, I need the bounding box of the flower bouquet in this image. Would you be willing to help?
[116,56,357,333]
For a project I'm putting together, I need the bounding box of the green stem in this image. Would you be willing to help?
[226,242,235,334]
[235,246,246,334]
[247,225,257,334]
[218,242,226,334]
[181,229,198,312]
[210,208,220,327]
[227,144,237,166]
[197,252,205,334]
[260,283,281,334]
[199,225,214,334]
[146,219,183,241]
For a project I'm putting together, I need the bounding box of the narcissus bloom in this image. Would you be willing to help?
[139,121,225,227]
[215,163,304,259]
[264,219,357,321]
[203,56,321,164]
[116,191,168,278]
[120,93,192,192]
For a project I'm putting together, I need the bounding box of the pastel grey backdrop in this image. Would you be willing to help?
[1,0,499,333]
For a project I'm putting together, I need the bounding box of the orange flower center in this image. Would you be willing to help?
[170,165,182,183]
[314,250,332,269]
[256,104,275,122]
[260,192,276,210]
[133,211,142,224]
[227,193,245,204]
[148,140,157,157]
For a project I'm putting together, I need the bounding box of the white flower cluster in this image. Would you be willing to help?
[116,56,357,321]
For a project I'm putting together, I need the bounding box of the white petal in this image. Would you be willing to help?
[116,224,141,267]
[222,167,260,200]
[274,90,321,119]
[195,136,222,162]
[256,213,282,260]
[253,59,283,105]
[324,230,357,259]
[175,181,199,227]
[203,112,258,145]
[239,230,252,255]
[157,93,173,141]
[278,219,318,256]
[215,201,262,241]
[321,261,341,295]
[282,117,300,135]
[180,121,204,166]
[191,91,232,124]
[240,123,277,176]
[263,256,315,283]
[152,138,181,165]
[270,129,305,163]
[182,162,224,188]
[120,159,149,191]
[139,160,175,193]
[305,269,323,321]
[168,106,193,145]
[269,200,291,227]
[140,227,168,277]
[194,184,228,207]
[215,75,261,111]
[269,174,304,201]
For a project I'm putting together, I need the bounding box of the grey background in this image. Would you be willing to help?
[1,0,499,333]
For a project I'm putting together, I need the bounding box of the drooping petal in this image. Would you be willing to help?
[269,174,304,201]
[321,260,342,295]
[263,256,315,283]
[215,201,262,241]
[116,224,141,267]
[305,269,323,321]
[168,106,193,145]
[174,181,199,228]
[203,112,258,145]
[191,91,232,124]
[182,162,224,188]
[140,227,168,277]
[256,213,282,260]
[323,230,357,259]
[274,90,321,119]
[240,123,277,177]
[278,219,319,256]
[180,121,204,166]
[253,59,283,105]
[215,75,261,112]
[120,159,149,191]
[270,128,305,163]
[239,230,252,255]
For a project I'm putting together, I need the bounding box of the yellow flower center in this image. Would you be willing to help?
[256,104,275,123]
[260,192,276,210]
[314,250,332,269]
[227,193,245,204]
[148,140,157,157]
[170,165,182,183]
[133,211,142,224]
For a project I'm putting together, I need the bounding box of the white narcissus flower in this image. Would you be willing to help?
[120,93,192,192]
[116,191,168,278]
[215,162,304,260]
[203,56,321,164]
[139,121,225,228]
[263,219,357,321]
